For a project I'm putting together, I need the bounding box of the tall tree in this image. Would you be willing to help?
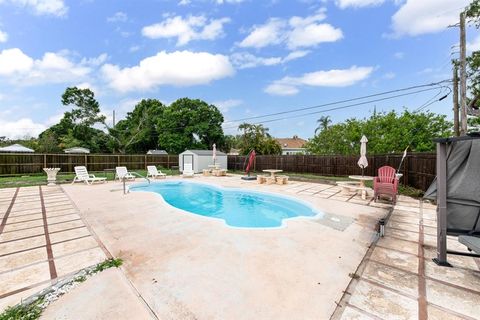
[315,116,332,134]
[238,123,282,155]
[108,99,165,153]
[39,87,109,152]
[157,98,225,154]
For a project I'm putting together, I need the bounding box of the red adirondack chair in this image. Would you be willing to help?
[374,166,399,204]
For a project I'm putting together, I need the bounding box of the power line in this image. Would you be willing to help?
[223,80,452,124]
[223,86,450,130]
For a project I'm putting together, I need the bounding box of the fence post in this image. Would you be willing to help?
[84,155,87,168]
[404,155,409,187]
[117,155,120,167]
[167,155,170,168]
[144,155,147,169]
[43,154,47,168]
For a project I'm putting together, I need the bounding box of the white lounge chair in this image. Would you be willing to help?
[115,166,136,181]
[182,163,194,178]
[72,166,107,185]
[147,166,166,179]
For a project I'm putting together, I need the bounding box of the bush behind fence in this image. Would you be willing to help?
[0,152,436,191]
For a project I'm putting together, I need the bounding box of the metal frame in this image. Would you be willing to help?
[433,142,451,266]
[433,134,480,266]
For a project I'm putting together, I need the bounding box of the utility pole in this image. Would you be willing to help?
[459,11,468,135]
[453,63,460,136]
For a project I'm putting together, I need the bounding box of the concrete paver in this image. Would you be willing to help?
[40,268,154,320]
[0,186,109,312]
[333,198,480,320]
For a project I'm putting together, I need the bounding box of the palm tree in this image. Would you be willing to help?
[315,116,332,135]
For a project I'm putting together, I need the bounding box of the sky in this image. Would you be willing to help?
[0,0,477,140]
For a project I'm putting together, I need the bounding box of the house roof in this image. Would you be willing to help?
[275,135,307,149]
[64,147,90,154]
[0,144,34,153]
[183,149,227,156]
[147,149,168,155]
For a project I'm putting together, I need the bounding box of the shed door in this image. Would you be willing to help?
[183,154,194,172]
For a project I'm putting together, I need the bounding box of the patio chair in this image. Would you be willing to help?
[72,166,107,185]
[182,163,194,178]
[373,166,399,204]
[115,166,136,181]
[146,166,166,179]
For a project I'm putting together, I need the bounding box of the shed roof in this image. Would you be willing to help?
[147,149,168,155]
[0,144,34,153]
[183,149,227,156]
[64,147,90,154]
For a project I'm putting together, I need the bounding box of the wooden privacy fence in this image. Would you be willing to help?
[228,153,437,191]
[0,153,179,175]
[0,152,436,191]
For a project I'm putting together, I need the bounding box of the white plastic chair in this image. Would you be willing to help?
[182,163,194,178]
[115,166,136,181]
[147,165,166,179]
[72,166,107,185]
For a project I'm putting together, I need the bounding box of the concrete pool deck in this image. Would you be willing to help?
[1,175,479,319]
[59,175,387,319]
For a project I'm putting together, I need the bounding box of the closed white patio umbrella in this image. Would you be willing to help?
[357,135,368,176]
[212,143,217,165]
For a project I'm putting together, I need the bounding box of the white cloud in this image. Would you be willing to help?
[467,34,480,53]
[101,50,235,92]
[0,48,33,75]
[0,29,7,43]
[142,15,230,46]
[107,11,128,23]
[335,0,385,9]
[394,51,404,59]
[0,0,68,17]
[231,50,309,69]
[178,0,190,5]
[265,65,374,96]
[81,53,108,66]
[391,0,470,37]
[0,48,104,85]
[264,83,299,96]
[76,82,100,96]
[238,18,285,48]
[238,9,342,49]
[212,99,242,113]
[0,118,46,139]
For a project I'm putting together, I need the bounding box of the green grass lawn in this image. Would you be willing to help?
[0,167,180,189]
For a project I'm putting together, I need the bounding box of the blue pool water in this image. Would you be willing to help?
[132,181,319,228]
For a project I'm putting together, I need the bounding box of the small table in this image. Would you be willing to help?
[263,169,283,179]
[348,175,374,200]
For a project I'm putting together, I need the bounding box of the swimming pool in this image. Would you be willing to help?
[132,181,320,228]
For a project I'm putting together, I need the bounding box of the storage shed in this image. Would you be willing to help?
[179,150,227,173]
